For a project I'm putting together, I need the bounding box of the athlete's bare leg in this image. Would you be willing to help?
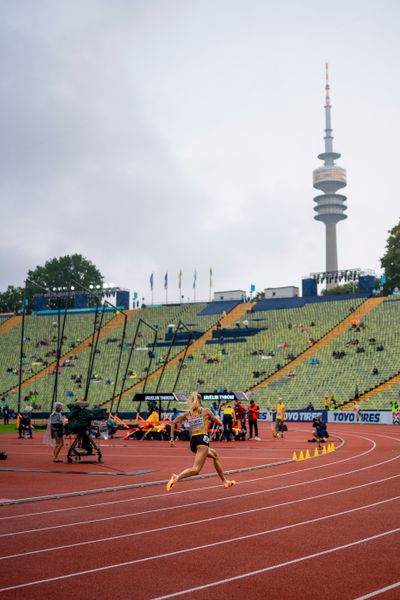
[167,445,236,491]
[206,446,228,482]
[175,445,209,482]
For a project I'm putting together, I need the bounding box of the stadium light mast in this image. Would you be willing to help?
[313,63,347,288]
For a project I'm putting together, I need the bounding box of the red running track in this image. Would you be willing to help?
[0,424,399,599]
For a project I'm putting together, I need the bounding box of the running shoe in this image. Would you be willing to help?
[223,479,236,489]
[166,473,178,492]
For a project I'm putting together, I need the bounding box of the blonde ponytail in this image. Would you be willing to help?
[188,391,202,413]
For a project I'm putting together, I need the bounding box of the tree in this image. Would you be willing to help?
[0,285,24,312]
[381,220,400,292]
[321,282,358,296]
[253,291,265,302]
[27,254,104,295]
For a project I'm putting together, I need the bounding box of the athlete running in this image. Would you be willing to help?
[166,391,236,492]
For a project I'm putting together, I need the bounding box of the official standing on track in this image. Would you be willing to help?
[166,392,236,492]
[247,398,261,440]
[43,401,65,462]
[275,397,286,438]
[234,398,247,436]
[221,402,235,441]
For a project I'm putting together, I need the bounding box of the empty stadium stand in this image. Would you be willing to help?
[1,295,399,414]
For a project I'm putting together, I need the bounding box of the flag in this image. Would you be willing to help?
[164,271,168,290]
[178,269,182,289]
[193,269,197,289]
[150,273,154,291]
[210,267,213,288]
[250,284,256,292]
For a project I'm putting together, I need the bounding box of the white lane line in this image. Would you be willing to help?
[1,450,398,537]
[1,447,397,537]
[152,529,400,600]
[1,474,399,560]
[0,498,399,593]
[9,443,310,450]
[353,581,400,599]
[0,432,380,520]
[2,451,286,461]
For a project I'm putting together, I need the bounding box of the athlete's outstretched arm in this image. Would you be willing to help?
[204,407,222,427]
[169,412,188,446]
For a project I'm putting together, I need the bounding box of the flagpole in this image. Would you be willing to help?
[193,269,197,303]
[164,271,168,305]
[150,273,154,307]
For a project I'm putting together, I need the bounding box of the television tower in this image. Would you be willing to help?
[313,64,347,285]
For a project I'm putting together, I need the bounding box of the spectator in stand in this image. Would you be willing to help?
[234,399,247,436]
[323,395,330,412]
[372,366,379,375]
[247,399,260,440]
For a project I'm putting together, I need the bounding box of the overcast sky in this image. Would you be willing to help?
[1,0,399,304]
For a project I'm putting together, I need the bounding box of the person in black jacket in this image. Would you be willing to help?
[18,411,32,439]
[309,417,329,446]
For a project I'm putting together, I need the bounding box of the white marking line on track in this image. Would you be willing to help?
[0,431,380,519]
[353,581,400,599]
[3,451,283,461]
[0,440,394,537]
[0,498,399,593]
[151,528,400,600]
[1,474,399,560]
[0,431,368,509]
[1,445,398,538]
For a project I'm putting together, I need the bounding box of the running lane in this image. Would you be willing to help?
[0,426,398,599]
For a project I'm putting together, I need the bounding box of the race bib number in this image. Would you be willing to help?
[187,414,204,430]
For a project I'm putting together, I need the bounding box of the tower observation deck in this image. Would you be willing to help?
[313,64,347,282]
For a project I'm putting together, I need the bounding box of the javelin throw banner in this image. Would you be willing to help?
[327,410,393,424]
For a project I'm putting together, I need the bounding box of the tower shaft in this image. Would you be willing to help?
[325,222,338,273]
